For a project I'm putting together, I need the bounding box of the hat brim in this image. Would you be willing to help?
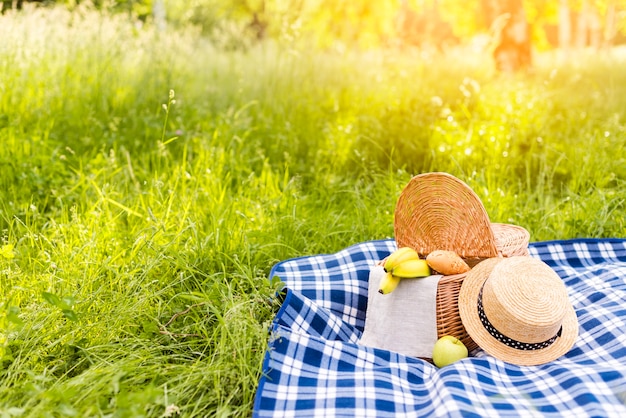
[458,258,579,366]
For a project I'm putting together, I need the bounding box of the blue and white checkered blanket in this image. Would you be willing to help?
[254,239,626,417]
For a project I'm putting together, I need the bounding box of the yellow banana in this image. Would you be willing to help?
[378,271,401,295]
[383,246,419,272]
[391,259,431,279]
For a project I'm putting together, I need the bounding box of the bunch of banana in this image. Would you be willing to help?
[379,247,431,294]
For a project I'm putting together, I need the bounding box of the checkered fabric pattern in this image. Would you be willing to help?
[254,239,626,417]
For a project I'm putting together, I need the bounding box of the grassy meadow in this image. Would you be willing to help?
[1,5,626,417]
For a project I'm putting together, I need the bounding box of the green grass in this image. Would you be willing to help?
[1,5,625,417]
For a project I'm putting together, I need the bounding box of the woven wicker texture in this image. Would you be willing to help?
[492,223,530,257]
[435,272,477,351]
[394,173,530,259]
[394,172,498,259]
[392,172,530,353]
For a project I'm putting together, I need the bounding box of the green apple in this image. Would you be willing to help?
[432,335,468,368]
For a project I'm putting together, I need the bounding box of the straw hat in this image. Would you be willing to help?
[458,257,579,366]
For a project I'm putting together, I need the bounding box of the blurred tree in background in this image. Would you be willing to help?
[3,0,626,61]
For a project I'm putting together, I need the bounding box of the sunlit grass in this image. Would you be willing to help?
[0,4,625,417]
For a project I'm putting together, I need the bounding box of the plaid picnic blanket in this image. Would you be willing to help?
[253,239,626,417]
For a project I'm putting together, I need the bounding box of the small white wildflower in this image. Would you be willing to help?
[163,404,180,417]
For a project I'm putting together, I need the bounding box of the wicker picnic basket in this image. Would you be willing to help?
[393,172,530,352]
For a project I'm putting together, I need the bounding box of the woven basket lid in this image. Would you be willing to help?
[394,172,526,259]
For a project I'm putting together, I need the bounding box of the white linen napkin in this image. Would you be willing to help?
[359,265,441,358]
